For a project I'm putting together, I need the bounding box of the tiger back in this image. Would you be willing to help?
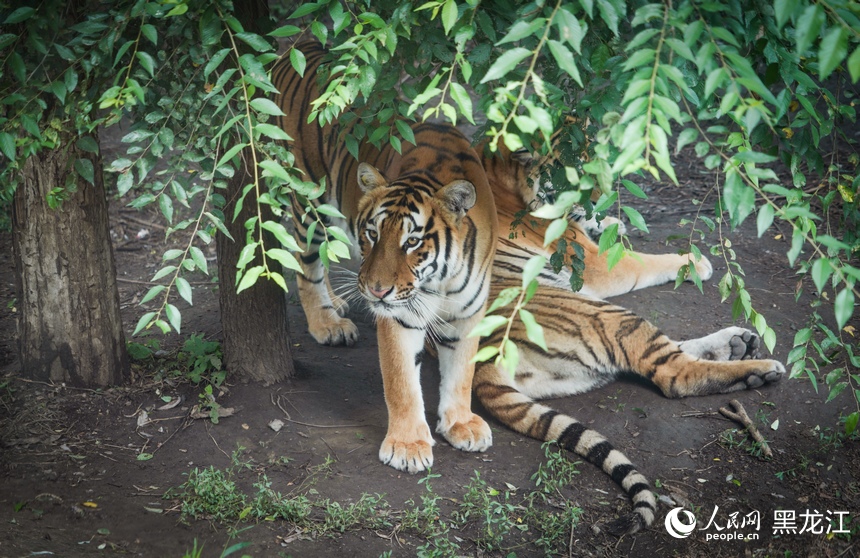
[473,145,785,533]
[273,42,498,473]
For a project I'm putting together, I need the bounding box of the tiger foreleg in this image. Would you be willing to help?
[376,318,435,473]
[293,203,358,346]
[435,325,492,453]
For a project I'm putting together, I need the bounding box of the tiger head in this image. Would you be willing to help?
[353,162,476,318]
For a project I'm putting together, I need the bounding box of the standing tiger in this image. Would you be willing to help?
[273,42,497,473]
[474,144,786,533]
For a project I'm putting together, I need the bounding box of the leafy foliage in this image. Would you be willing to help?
[2,0,857,423]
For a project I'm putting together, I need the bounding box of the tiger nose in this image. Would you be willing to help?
[368,285,393,300]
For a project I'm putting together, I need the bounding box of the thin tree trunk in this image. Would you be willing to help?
[217,160,295,384]
[215,0,294,384]
[12,132,129,387]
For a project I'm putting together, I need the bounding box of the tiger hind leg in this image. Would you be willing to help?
[631,325,785,398]
[677,326,762,362]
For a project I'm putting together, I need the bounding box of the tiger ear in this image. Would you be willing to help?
[511,148,534,167]
[357,163,387,193]
[437,180,476,217]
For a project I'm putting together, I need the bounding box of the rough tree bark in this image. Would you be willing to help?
[215,0,294,384]
[217,162,295,384]
[12,132,129,387]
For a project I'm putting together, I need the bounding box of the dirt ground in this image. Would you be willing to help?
[0,143,858,558]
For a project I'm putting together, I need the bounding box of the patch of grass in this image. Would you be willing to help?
[719,428,770,458]
[167,442,588,555]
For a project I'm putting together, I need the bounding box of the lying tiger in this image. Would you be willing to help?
[473,144,786,533]
[274,42,497,474]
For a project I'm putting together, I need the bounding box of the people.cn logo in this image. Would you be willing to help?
[665,507,697,538]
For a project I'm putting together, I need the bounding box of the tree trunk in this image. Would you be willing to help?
[215,0,294,384]
[12,132,129,387]
[217,161,295,384]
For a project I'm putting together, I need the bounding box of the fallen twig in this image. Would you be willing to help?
[719,399,773,458]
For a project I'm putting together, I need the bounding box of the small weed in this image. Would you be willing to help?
[719,428,769,458]
[532,441,581,498]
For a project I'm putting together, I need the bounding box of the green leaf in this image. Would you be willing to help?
[140,285,165,305]
[159,194,174,224]
[204,48,230,79]
[267,248,302,273]
[189,246,209,275]
[756,204,774,237]
[597,223,619,255]
[133,312,157,336]
[733,150,777,164]
[811,258,832,294]
[395,120,416,145]
[249,98,286,116]
[136,51,155,78]
[74,158,95,185]
[449,83,474,124]
[818,27,848,80]
[441,0,459,35]
[258,160,291,182]
[547,40,582,87]
[621,206,649,233]
[236,32,272,52]
[261,221,302,251]
[497,18,546,46]
[176,277,193,305]
[522,255,546,288]
[316,204,346,219]
[543,218,568,246]
[289,3,320,18]
[290,48,307,77]
[216,143,247,170]
[795,4,824,57]
[256,123,292,141]
[269,24,301,38]
[723,169,755,228]
[487,287,521,313]
[469,314,510,338]
[774,0,799,29]
[595,0,621,34]
[555,7,584,53]
[480,47,531,83]
[76,137,99,154]
[4,6,35,24]
[141,23,157,45]
[0,132,16,161]
[834,288,855,330]
[237,265,265,294]
[237,242,259,269]
[151,266,176,282]
[845,412,859,437]
[472,345,500,363]
[518,308,548,351]
[165,303,181,333]
[848,46,860,83]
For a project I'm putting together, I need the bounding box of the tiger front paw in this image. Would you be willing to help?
[309,314,359,346]
[379,435,435,474]
[437,413,493,452]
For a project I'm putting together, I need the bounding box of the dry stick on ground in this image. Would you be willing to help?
[719,399,773,459]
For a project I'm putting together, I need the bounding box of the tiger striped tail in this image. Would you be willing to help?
[473,363,656,534]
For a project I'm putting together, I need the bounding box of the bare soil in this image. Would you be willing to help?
[0,146,858,558]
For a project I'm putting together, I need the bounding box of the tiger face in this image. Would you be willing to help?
[353,162,476,319]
